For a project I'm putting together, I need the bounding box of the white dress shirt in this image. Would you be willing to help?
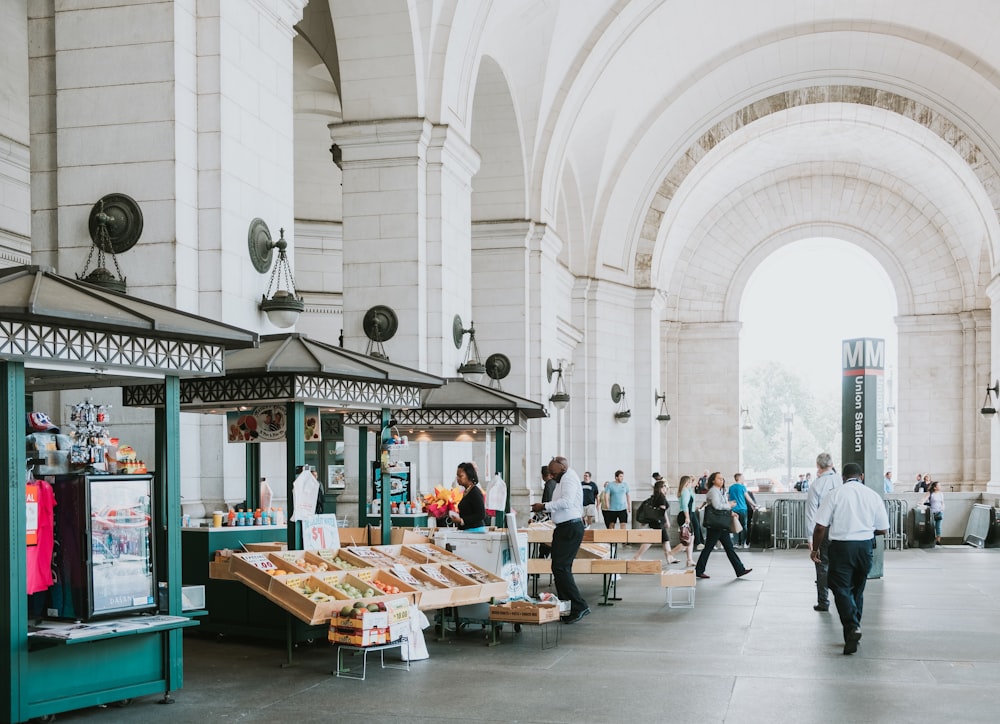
[815,478,890,541]
[806,469,842,542]
[545,467,584,524]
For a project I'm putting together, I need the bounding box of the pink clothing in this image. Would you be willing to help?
[27,479,56,594]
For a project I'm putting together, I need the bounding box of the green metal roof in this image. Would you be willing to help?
[0,265,257,348]
[224,333,445,388]
[420,378,548,418]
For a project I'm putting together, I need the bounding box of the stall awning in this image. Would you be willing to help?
[0,265,257,389]
[342,377,549,429]
[123,333,446,410]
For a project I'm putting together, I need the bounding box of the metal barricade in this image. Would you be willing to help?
[883,498,907,550]
[771,498,809,549]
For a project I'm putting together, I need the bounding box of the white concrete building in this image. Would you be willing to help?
[4,1,1000,516]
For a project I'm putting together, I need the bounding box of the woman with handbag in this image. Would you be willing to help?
[672,475,696,566]
[631,479,681,563]
[694,472,752,579]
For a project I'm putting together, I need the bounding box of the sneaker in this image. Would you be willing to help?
[843,628,862,655]
[696,544,705,551]
[813,603,829,612]
[612,574,621,581]
[736,568,752,578]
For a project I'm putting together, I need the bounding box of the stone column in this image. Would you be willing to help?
[330,119,479,375]
[0,0,29,265]
[985,279,1000,495]
[896,313,967,489]
[672,321,742,478]
[633,289,667,483]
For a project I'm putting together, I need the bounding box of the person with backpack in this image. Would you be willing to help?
[631,478,680,563]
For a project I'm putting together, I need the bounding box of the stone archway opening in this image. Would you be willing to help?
[738,238,898,485]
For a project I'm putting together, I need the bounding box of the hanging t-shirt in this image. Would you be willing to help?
[27,479,57,594]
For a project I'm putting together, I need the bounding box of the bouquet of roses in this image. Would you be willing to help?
[422,485,463,519]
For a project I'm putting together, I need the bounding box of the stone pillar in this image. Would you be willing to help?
[331,119,479,375]
[896,313,966,489]
[985,279,1000,496]
[0,0,29,265]
[673,321,742,478]
[634,289,667,484]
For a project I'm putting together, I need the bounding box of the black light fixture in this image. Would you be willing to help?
[547,359,570,410]
[981,380,999,417]
[249,219,304,328]
[485,353,511,390]
[77,193,142,293]
[612,383,631,421]
[740,406,754,430]
[363,305,398,361]
[453,315,486,376]
[655,389,671,422]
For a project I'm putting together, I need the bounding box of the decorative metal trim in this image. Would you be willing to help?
[89,193,143,254]
[123,373,421,409]
[343,408,519,427]
[0,320,224,374]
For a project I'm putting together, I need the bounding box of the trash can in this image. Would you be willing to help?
[749,507,772,547]
[911,506,934,548]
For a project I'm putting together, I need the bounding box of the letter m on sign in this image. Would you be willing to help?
[842,338,885,371]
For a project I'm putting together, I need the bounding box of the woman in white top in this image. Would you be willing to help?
[694,472,752,579]
[923,481,945,547]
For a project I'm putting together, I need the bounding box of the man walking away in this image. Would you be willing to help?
[811,462,889,655]
[805,453,842,612]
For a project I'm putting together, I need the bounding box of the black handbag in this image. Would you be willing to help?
[703,505,732,530]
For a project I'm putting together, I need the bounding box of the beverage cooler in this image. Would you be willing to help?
[49,474,157,620]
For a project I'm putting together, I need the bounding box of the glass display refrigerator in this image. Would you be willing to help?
[50,474,157,620]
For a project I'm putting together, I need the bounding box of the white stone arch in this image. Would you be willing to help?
[638,87,1000,290]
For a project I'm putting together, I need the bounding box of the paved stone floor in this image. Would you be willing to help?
[52,545,999,723]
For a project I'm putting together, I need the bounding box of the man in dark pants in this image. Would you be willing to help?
[805,452,842,612]
[531,456,589,623]
[811,462,889,655]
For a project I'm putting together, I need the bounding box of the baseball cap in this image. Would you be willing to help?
[27,411,59,434]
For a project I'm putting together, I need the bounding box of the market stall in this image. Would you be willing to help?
[123,333,445,645]
[0,265,257,724]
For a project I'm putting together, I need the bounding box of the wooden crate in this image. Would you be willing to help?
[660,569,697,588]
[489,601,561,624]
[591,559,628,574]
[584,529,628,543]
[626,559,662,574]
[627,529,662,543]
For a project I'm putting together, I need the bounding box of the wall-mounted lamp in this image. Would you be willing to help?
[362,305,397,361]
[485,353,511,391]
[78,193,143,293]
[612,383,631,421]
[981,380,999,417]
[452,315,486,375]
[740,406,754,430]
[249,219,304,328]
[547,359,570,410]
[655,389,671,422]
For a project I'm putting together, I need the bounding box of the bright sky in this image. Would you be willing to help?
[739,238,898,399]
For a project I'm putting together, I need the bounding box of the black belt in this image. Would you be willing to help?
[554,518,583,527]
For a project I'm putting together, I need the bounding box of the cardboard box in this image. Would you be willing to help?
[336,527,372,546]
[627,529,663,544]
[626,559,662,574]
[576,542,611,559]
[229,551,285,593]
[399,543,459,564]
[488,600,561,624]
[243,541,287,552]
[388,621,409,643]
[328,626,389,647]
[660,569,697,588]
[267,574,341,624]
[335,607,389,630]
[591,559,628,574]
[584,529,629,543]
[157,583,206,611]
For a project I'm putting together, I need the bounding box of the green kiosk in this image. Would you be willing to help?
[0,265,257,724]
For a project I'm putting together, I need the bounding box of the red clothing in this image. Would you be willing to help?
[27,479,56,594]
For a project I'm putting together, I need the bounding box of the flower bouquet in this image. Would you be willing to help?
[422,485,462,521]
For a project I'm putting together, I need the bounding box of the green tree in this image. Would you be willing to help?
[741,362,840,482]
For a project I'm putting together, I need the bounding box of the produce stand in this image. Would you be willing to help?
[124,333,444,663]
[0,265,257,724]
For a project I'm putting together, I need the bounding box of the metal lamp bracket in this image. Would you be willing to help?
[248,218,275,273]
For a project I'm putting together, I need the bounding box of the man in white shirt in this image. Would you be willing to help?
[805,452,842,612]
[531,456,589,623]
[811,462,890,655]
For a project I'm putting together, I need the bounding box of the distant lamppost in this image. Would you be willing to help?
[784,407,795,488]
